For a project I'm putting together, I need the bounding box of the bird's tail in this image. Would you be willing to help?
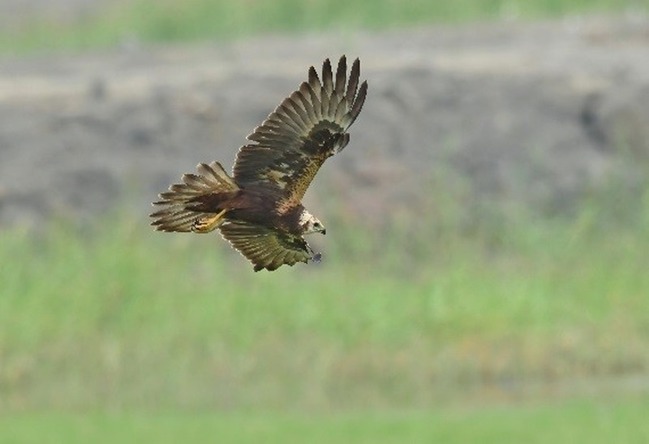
[150,161,239,233]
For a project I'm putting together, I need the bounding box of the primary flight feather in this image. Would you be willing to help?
[150,56,368,271]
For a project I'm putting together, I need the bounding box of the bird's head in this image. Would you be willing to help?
[299,210,326,235]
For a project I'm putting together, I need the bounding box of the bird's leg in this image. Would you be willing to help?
[191,209,227,233]
[305,243,322,263]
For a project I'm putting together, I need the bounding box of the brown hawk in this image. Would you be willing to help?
[151,56,368,271]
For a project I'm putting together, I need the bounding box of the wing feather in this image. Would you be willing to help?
[334,55,347,97]
[302,82,322,119]
[288,91,310,118]
[346,58,360,104]
[322,58,334,96]
[273,109,304,134]
[298,83,319,121]
[349,80,368,123]
[232,55,368,206]
[333,97,347,122]
[319,86,330,117]
[277,105,307,132]
[219,222,314,271]
[248,131,295,148]
[308,66,320,86]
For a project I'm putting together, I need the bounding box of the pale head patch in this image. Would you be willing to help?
[299,209,326,235]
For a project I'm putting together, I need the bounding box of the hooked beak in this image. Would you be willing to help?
[321,229,326,235]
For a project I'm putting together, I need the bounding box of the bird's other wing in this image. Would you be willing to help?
[219,221,318,271]
[232,55,368,208]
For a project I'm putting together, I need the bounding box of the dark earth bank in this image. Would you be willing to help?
[1,17,648,230]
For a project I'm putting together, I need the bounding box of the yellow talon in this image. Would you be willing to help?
[191,209,227,233]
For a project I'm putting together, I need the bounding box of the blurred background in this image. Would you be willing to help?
[1,0,649,442]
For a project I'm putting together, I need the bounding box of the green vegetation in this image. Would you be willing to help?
[1,178,648,414]
[2,397,649,443]
[0,0,644,54]
[1,176,648,442]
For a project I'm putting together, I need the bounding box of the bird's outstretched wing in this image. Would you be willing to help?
[219,221,318,271]
[232,55,367,209]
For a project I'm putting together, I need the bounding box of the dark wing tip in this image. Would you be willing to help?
[336,55,348,73]
[308,66,319,85]
[322,57,332,72]
[334,56,347,96]
[345,79,367,126]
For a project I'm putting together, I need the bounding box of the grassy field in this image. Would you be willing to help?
[1,179,648,414]
[2,397,649,443]
[1,177,647,443]
[0,0,645,54]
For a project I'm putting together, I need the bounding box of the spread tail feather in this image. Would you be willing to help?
[150,161,239,233]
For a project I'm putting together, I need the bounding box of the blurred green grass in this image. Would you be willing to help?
[2,397,649,443]
[0,0,645,54]
[1,178,648,411]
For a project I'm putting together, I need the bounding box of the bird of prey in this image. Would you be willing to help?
[150,56,368,271]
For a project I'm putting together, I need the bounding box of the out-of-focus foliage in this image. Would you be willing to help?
[2,399,649,444]
[0,0,645,54]
[2,179,648,411]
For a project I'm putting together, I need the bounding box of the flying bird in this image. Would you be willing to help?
[150,56,368,271]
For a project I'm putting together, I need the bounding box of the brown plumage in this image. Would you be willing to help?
[151,56,368,271]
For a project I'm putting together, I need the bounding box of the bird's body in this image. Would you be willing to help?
[151,56,367,271]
